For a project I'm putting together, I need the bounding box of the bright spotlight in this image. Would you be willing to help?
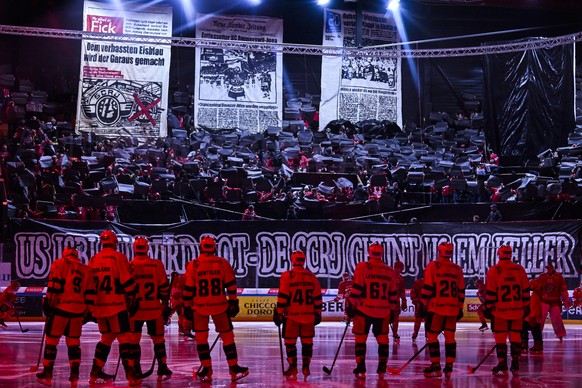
[248,0,261,5]
[387,0,400,11]
[317,0,331,5]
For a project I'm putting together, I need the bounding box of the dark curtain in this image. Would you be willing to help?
[483,38,575,165]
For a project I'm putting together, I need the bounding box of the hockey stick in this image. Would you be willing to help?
[322,321,350,375]
[140,356,156,379]
[277,324,284,374]
[387,343,428,375]
[467,344,497,373]
[193,335,220,377]
[29,326,46,372]
[14,311,29,333]
[113,355,121,381]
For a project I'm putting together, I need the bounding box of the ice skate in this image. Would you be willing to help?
[157,363,173,381]
[0,319,7,329]
[423,362,442,378]
[353,362,366,380]
[412,331,418,341]
[443,363,453,379]
[479,324,489,332]
[393,334,401,346]
[302,365,310,381]
[283,364,297,380]
[377,362,387,380]
[89,365,114,384]
[492,362,508,376]
[69,363,80,388]
[36,366,53,386]
[229,364,249,382]
[197,366,212,382]
[530,342,543,353]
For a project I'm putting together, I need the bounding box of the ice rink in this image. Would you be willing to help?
[1,320,581,387]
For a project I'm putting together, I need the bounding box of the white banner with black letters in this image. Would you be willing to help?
[76,0,172,138]
[320,9,401,129]
[194,14,283,133]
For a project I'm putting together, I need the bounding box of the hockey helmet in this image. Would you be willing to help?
[437,241,453,259]
[133,237,149,255]
[368,242,383,260]
[200,235,216,253]
[10,280,20,290]
[394,260,404,271]
[291,250,306,266]
[100,230,118,247]
[498,245,512,259]
[63,246,79,260]
[342,272,350,280]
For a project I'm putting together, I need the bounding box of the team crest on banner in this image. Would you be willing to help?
[77,1,172,139]
[320,9,401,129]
[194,14,283,133]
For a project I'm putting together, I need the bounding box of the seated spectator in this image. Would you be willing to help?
[485,204,502,222]
[242,204,256,220]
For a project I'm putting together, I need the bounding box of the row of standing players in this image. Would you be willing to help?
[34,230,557,385]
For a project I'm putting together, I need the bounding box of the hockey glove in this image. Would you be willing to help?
[346,301,357,319]
[273,310,283,327]
[42,297,53,317]
[417,304,427,319]
[227,299,240,318]
[183,306,194,322]
[314,313,322,326]
[484,308,493,320]
[456,309,464,321]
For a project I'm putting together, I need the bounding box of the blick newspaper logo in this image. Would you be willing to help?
[87,15,124,34]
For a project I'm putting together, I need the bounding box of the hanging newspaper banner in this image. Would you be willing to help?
[194,14,283,133]
[319,9,401,129]
[76,0,172,139]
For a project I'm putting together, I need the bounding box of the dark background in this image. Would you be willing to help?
[0,0,580,129]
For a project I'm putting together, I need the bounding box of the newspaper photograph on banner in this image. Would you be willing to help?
[319,9,401,130]
[76,0,172,139]
[194,14,283,133]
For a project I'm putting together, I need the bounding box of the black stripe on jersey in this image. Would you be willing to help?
[227,289,237,296]
[224,280,236,289]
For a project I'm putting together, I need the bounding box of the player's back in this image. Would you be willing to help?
[131,256,168,320]
[486,260,529,319]
[186,254,235,315]
[352,260,397,318]
[424,259,465,316]
[279,267,322,324]
[51,257,89,314]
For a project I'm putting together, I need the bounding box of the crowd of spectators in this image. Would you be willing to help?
[1,108,582,223]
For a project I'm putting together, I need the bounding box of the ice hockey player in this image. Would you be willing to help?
[410,274,424,341]
[0,280,20,329]
[36,247,89,387]
[474,279,489,332]
[420,241,465,379]
[484,245,530,376]
[333,272,353,323]
[347,242,398,380]
[274,250,323,381]
[85,230,141,385]
[129,236,173,381]
[537,262,571,341]
[182,235,249,383]
[391,260,407,344]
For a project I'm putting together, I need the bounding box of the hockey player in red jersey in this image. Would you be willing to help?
[484,245,530,376]
[391,260,407,344]
[182,236,249,383]
[420,241,465,379]
[85,230,140,385]
[410,274,424,341]
[128,237,173,381]
[0,280,20,329]
[538,263,571,341]
[274,250,323,381]
[475,279,489,332]
[347,242,398,380]
[36,247,89,387]
[333,272,353,322]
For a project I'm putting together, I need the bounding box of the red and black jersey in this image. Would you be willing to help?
[85,247,136,318]
[337,279,353,300]
[276,266,322,324]
[421,258,465,317]
[410,278,424,305]
[538,272,568,305]
[183,253,237,316]
[131,255,170,321]
[477,283,487,304]
[484,259,530,319]
[47,256,89,314]
[349,259,398,318]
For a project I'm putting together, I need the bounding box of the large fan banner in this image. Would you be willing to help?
[76,0,172,138]
[319,9,402,129]
[194,14,283,133]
